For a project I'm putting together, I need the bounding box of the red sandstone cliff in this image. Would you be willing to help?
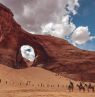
[0,3,95,82]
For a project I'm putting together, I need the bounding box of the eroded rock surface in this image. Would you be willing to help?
[0,3,95,82]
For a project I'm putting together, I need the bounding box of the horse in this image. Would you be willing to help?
[67,81,74,92]
[85,83,95,92]
[26,81,31,86]
[76,82,85,92]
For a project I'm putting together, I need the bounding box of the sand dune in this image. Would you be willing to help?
[0,64,95,97]
[0,64,70,91]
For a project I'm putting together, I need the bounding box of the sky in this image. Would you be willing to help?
[0,0,95,60]
[72,0,95,50]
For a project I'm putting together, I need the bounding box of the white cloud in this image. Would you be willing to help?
[51,23,65,38]
[0,0,80,34]
[71,26,91,44]
[61,15,76,36]
[41,23,54,35]
[90,36,95,40]
[23,5,33,18]
[41,0,79,38]
[41,15,76,38]
[0,0,68,32]
[66,0,80,15]
[41,0,92,46]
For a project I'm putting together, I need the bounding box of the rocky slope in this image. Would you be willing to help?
[0,3,95,82]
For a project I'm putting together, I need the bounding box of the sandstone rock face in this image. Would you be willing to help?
[0,3,95,82]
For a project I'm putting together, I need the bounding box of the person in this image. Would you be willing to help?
[80,82,83,87]
[70,81,74,87]
[88,83,92,88]
[68,81,74,92]
[0,79,1,83]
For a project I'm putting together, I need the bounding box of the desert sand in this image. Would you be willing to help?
[0,64,94,97]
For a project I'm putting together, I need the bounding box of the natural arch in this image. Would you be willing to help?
[0,3,51,68]
[12,34,51,69]
[19,35,51,68]
[1,3,95,82]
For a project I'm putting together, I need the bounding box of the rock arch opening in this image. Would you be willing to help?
[20,45,36,67]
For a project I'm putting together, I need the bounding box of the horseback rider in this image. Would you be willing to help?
[88,83,92,88]
[70,81,74,87]
[79,82,83,87]
[68,81,74,92]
